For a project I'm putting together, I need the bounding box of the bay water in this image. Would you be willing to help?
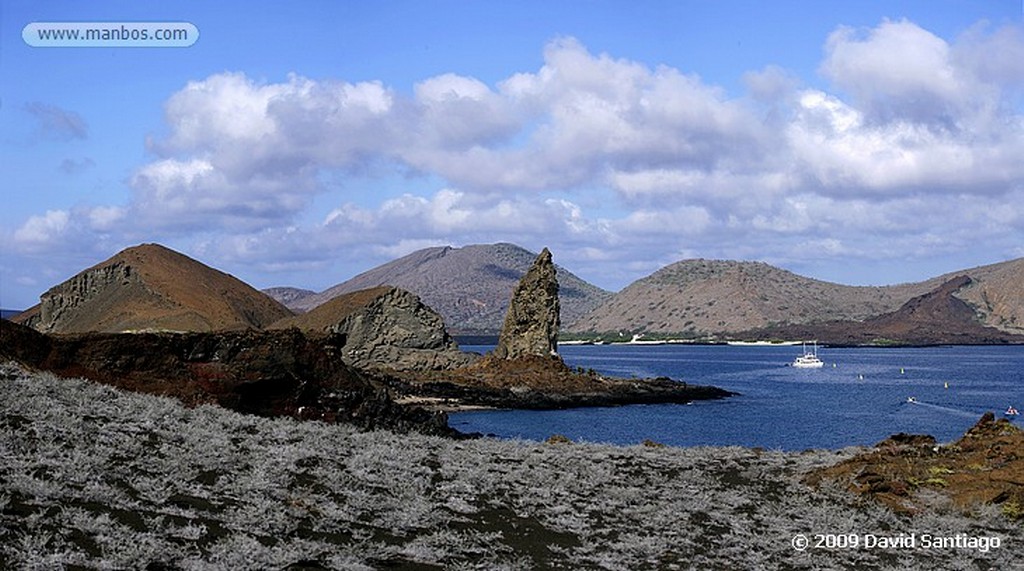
[450,344,1024,450]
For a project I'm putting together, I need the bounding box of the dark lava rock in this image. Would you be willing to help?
[0,319,451,436]
[385,353,734,410]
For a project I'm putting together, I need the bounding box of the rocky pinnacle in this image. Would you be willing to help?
[493,247,560,359]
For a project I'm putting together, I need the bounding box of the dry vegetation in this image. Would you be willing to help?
[569,259,938,336]
[2,362,1020,569]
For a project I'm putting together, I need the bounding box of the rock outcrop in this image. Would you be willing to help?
[385,248,735,410]
[808,412,1024,518]
[270,286,476,371]
[393,355,734,410]
[13,243,293,333]
[0,319,451,435]
[493,248,560,359]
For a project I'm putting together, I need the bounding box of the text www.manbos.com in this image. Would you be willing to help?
[23,22,199,47]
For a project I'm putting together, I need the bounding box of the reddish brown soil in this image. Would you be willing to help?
[807,413,1024,519]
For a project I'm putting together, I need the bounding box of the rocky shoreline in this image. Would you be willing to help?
[381,352,733,412]
[385,371,733,412]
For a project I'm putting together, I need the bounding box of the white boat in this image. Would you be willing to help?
[792,342,824,368]
[1006,406,1020,417]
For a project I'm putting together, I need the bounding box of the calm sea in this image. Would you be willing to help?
[450,344,1024,451]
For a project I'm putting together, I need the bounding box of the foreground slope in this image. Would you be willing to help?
[271,243,612,334]
[3,365,1020,569]
[14,243,293,333]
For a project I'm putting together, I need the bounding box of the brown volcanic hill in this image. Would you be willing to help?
[13,243,293,334]
[271,286,395,332]
[946,257,1024,334]
[569,259,936,335]
[743,276,1024,345]
[279,243,612,335]
[569,257,1024,338]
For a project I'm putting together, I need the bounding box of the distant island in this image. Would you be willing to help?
[12,241,1024,346]
[262,246,1024,346]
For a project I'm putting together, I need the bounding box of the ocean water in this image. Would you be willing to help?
[450,344,1024,451]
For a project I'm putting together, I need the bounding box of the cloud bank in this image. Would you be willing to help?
[10,19,1024,292]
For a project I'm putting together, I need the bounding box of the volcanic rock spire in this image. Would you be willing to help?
[493,247,560,359]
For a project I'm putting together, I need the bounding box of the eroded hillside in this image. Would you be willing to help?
[569,258,1024,338]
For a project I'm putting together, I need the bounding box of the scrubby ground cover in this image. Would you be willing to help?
[1,362,1020,569]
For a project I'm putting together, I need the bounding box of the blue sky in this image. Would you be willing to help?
[2,1,1024,310]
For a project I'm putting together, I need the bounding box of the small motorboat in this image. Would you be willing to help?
[792,341,824,368]
[907,397,917,404]
[1006,406,1020,417]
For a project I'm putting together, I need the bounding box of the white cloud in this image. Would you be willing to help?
[788,87,1024,194]
[131,28,1020,227]
[11,206,124,256]
[821,20,968,124]
[953,23,1024,87]
[14,210,70,248]
[87,206,126,230]
[160,72,289,151]
[487,38,770,191]
[8,22,1024,299]
[322,189,596,243]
